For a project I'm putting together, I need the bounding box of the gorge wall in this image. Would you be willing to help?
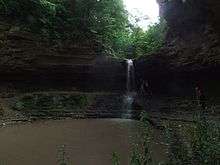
[1,0,220,94]
[0,26,126,92]
[135,0,220,96]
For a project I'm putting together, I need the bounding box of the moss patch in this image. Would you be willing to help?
[13,93,92,116]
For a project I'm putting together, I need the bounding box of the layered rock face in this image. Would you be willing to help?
[135,0,220,95]
[160,0,220,71]
[1,0,220,94]
[0,26,126,92]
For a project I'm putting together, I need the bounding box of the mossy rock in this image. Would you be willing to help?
[13,93,91,115]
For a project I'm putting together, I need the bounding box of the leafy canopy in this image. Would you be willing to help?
[0,0,167,58]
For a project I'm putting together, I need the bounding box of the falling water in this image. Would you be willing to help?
[126,59,134,92]
[123,59,135,118]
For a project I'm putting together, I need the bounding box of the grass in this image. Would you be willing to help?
[113,111,220,165]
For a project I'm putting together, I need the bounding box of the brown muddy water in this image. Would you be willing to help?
[0,119,166,165]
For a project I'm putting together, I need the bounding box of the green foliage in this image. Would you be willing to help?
[0,0,67,38]
[189,116,220,165]
[114,19,168,59]
[0,0,166,58]
[130,112,153,165]
[113,112,153,165]
[13,93,89,113]
[113,112,219,165]
[163,114,220,165]
[112,152,121,165]
[0,0,128,40]
[57,144,68,165]
[165,124,192,165]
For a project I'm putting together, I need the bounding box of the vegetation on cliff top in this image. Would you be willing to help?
[0,0,167,58]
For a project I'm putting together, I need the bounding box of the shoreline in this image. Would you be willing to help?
[1,109,218,129]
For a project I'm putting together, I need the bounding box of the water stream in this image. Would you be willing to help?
[126,59,134,92]
[123,59,136,118]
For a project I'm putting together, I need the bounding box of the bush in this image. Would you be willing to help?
[114,19,168,59]
[113,112,220,165]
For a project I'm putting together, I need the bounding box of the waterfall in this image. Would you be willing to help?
[123,59,135,118]
[126,59,135,92]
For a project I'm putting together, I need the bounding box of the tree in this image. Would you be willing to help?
[0,0,167,58]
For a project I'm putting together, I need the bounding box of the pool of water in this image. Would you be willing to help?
[0,119,166,165]
[0,119,140,165]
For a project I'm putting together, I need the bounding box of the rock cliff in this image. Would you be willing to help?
[0,25,126,92]
[135,0,220,95]
[1,0,220,94]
